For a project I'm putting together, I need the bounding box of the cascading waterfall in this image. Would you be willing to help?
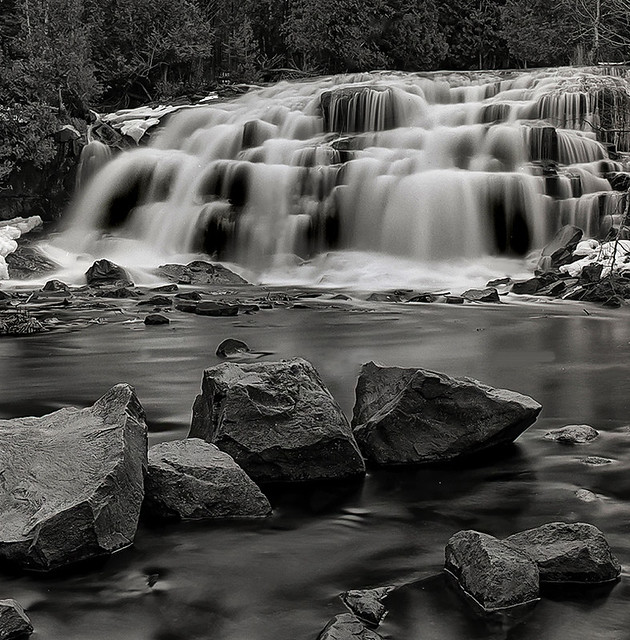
[55,66,630,287]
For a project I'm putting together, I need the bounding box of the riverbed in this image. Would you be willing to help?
[1,295,630,639]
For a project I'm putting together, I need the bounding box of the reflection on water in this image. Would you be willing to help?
[1,300,630,638]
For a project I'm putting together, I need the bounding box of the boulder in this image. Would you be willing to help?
[137,295,172,307]
[504,522,621,583]
[189,358,365,483]
[41,279,70,294]
[341,587,393,627]
[195,301,239,317]
[85,259,133,288]
[5,245,58,280]
[317,613,383,640]
[461,288,500,303]
[445,530,539,611]
[511,278,542,295]
[537,225,583,270]
[544,424,599,443]
[0,600,33,639]
[144,314,170,326]
[216,338,250,358]
[144,439,271,520]
[352,362,541,464]
[157,261,249,286]
[0,385,147,571]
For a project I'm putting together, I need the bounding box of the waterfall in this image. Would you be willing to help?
[59,67,629,285]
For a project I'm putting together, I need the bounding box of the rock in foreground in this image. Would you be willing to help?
[0,385,147,571]
[144,439,271,520]
[0,600,33,639]
[445,530,539,611]
[353,362,541,464]
[505,522,621,583]
[190,358,365,483]
[317,613,383,640]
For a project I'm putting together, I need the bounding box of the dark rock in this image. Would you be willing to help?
[85,259,133,288]
[352,362,541,464]
[544,424,599,444]
[332,294,351,301]
[461,288,500,303]
[144,439,271,521]
[0,385,147,571]
[195,301,239,317]
[137,295,172,307]
[189,358,365,483]
[538,225,583,270]
[537,281,566,297]
[341,587,393,627]
[511,278,542,295]
[0,310,45,336]
[174,291,202,301]
[175,300,198,313]
[6,246,58,280]
[41,279,70,294]
[0,291,11,301]
[238,303,260,314]
[216,338,250,358]
[579,263,603,285]
[445,295,464,304]
[407,293,436,303]
[445,530,539,611]
[93,286,139,299]
[606,171,630,192]
[158,261,249,286]
[367,293,400,302]
[144,314,170,326]
[317,613,383,640]
[0,599,33,639]
[504,522,621,584]
[151,284,178,293]
[486,277,512,287]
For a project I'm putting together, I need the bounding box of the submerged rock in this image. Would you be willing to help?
[445,530,539,611]
[504,522,621,583]
[158,261,249,286]
[86,259,133,288]
[317,613,383,640]
[544,424,599,443]
[216,338,250,358]
[352,362,541,464]
[144,439,271,520]
[341,587,393,627]
[0,385,147,571]
[189,358,365,483]
[0,600,33,639]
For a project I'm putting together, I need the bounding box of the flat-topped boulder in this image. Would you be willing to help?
[352,362,541,464]
[144,439,271,520]
[157,261,249,285]
[504,522,621,583]
[0,385,147,571]
[189,358,365,483]
[445,530,539,611]
[0,600,33,639]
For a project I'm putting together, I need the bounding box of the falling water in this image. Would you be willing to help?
[56,67,630,287]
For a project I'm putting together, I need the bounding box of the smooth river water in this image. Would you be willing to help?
[2,296,630,639]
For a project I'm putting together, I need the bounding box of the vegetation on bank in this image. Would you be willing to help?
[0,0,629,207]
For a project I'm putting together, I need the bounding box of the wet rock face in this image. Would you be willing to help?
[0,385,147,571]
[0,599,33,639]
[352,362,541,465]
[504,522,621,583]
[144,439,271,520]
[189,358,365,483]
[445,530,540,611]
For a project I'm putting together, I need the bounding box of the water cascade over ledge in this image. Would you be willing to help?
[56,67,630,288]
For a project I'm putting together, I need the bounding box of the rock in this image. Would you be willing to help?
[144,314,170,326]
[575,489,599,503]
[579,263,604,285]
[174,290,202,301]
[538,225,583,270]
[144,439,271,520]
[461,288,500,303]
[511,278,542,295]
[317,613,383,640]
[93,286,138,299]
[189,358,365,483]
[341,587,393,627]
[406,293,436,303]
[606,171,630,192]
[486,277,512,287]
[445,295,464,304]
[544,424,599,444]
[151,284,178,293]
[137,295,172,307]
[158,261,249,286]
[367,293,400,302]
[216,338,250,358]
[504,522,621,583]
[445,530,539,611]
[537,281,566,297]
[352,362,541,465]
[0,385,147,571]
[0,310,45,336]
[195,301,239,317]
[175,300,198,313]
[5,245,58,280]
[580,456,614,465]
[0,600,33,639]
[85,259,133,287]
[41,279,70,294]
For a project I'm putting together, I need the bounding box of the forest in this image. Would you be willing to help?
[0,0,629,192]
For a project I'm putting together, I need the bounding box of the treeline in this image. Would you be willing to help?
[0,0,629,186]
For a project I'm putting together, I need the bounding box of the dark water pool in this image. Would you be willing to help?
[1,298,630,639]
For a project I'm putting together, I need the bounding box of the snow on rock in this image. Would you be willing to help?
[559,239,630,278]
[0,216,42,279]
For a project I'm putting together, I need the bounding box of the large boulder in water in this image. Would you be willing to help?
[352,362,541,464]
[504,522,621,583]
[85,259,133,287]
[144,439,271,520]
[445,530,540,611]
[189,358,365,483]
[157,261,249,286]
[0,385,147,571]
